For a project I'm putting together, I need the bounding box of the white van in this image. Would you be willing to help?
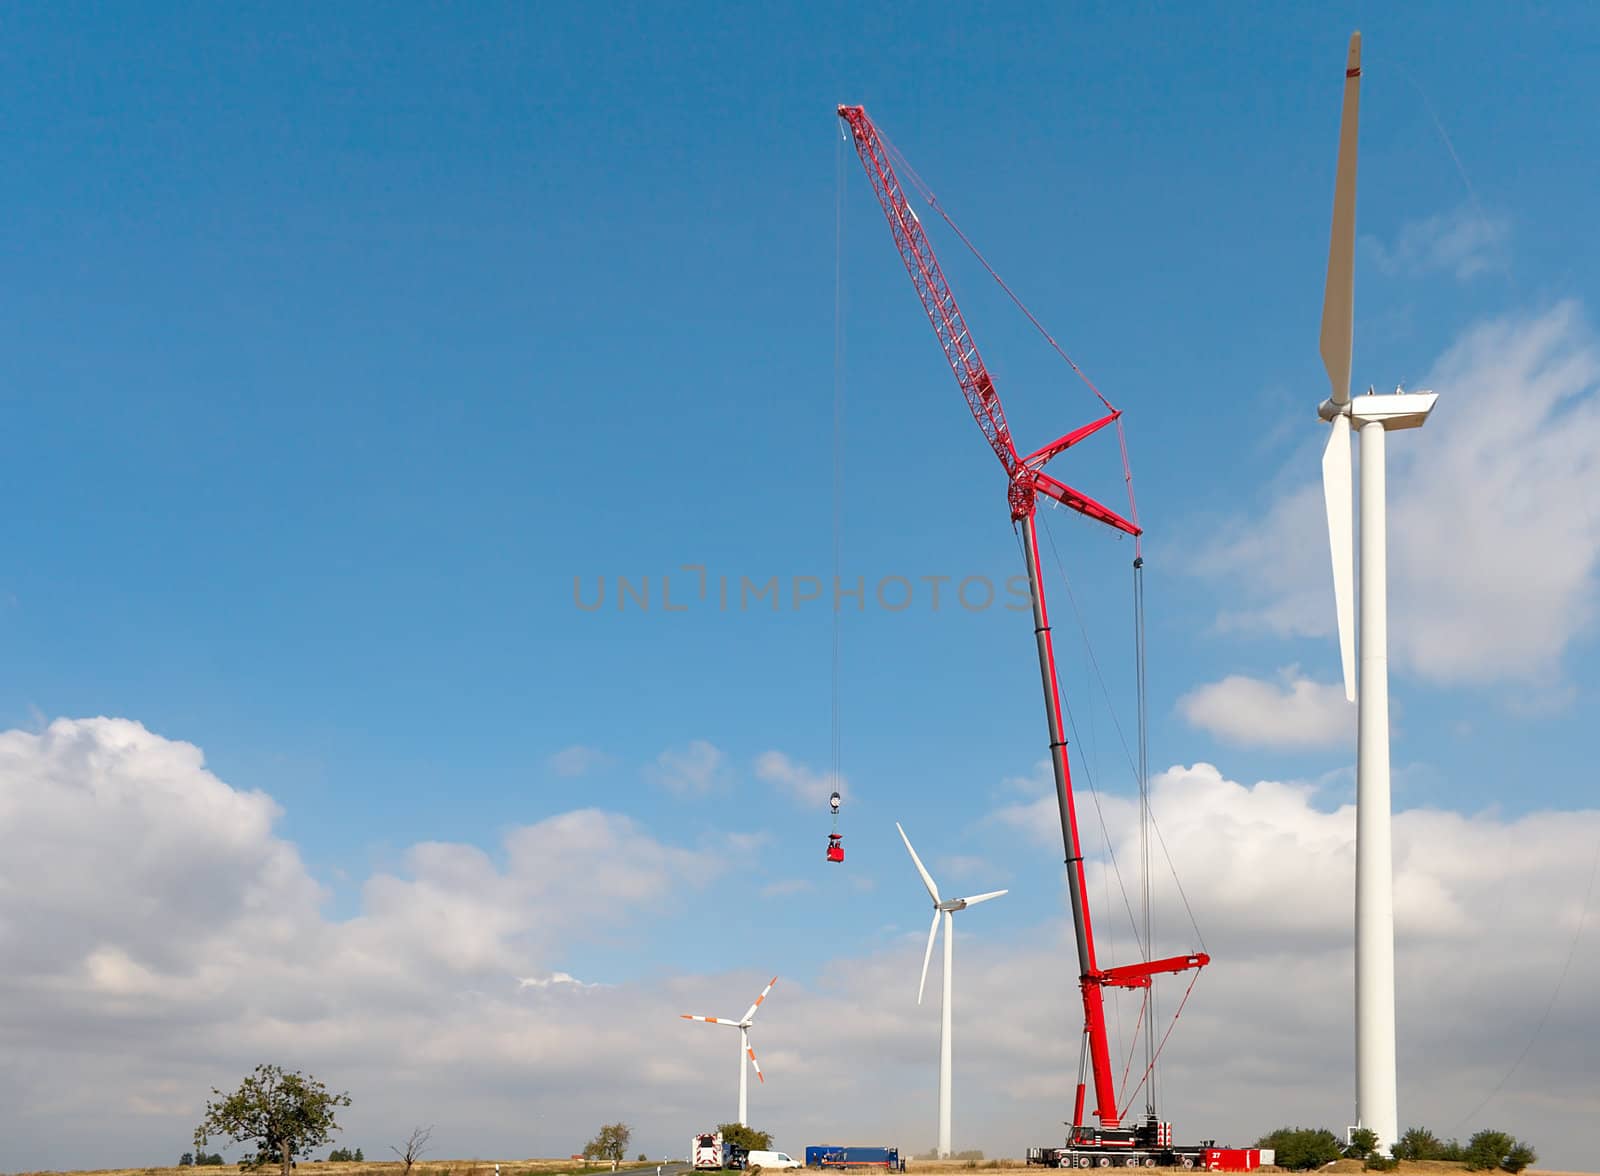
[747,1152,801,1170]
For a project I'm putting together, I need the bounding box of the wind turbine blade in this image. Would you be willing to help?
[747,1041,765,1084]
[680,1014,739,1026]
[958,889,1008,907]
[742,976,778,1024]
[1322,422,1357,702]
[917,910,940,1005]
[1319,31,1361,408]
[896,821,941,904]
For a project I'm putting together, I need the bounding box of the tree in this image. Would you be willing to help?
[391,1126,434,1176]
[194,1064,352,1176]
[1393,1127,1444,1161]
[1346,1129,1379,1161]
[584,1124,632,1163]
[1466,1129,1537,1173]
[717,1125,773,1153]
[1256,1128,1344,1171]
[181,1154,195,1167]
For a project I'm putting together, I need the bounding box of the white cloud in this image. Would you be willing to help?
[546,745,610,778]
[517,972,595,990]
[645,739,727,795]
[1178,670,1352,749]
[755,750,845,807]
[1194,302,1600,687]
[988,761,1600,1163]
[1370,206,1510,282]
[4,719,1599,1171]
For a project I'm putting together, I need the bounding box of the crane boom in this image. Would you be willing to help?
[838,105,1018,476]
[840,103,1205,1139]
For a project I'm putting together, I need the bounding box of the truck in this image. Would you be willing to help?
[692,1133,749,1171]
[1025,1127,1276,1172]
[804,1147,904,1171]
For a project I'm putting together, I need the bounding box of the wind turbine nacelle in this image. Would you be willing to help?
[1348,390,1438,431]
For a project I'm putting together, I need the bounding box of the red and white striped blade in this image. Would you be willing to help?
[747,1042,765,1083]
[681,1014,738,1025]
[742,976,778,1024]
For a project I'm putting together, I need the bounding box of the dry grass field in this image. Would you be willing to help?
[7,1160,1590,1176]
[5,1162,659,1176]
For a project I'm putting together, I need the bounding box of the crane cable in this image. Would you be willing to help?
[832,121,847,797]
[875,129,1142,554]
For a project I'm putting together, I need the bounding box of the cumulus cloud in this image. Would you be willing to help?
[0,717,742,1170]
[1178,670,1352,748]
[989,762,1600,1158]
[1371,206,1511,282]
[755,750,845,807]
[1194,302,1600,687]
[517,972,595,990]
[3,720,1598,1171]
[645,739,727,795]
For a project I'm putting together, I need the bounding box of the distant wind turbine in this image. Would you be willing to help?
[680,976,778,1127]
[1316,30,1438,1156]
[897,822,1006,1159]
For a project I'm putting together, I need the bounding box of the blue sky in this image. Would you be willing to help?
[3,3,1599,1171]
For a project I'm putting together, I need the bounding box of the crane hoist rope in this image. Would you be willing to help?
[839,102,1206,1147]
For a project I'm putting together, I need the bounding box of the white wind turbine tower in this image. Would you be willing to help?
[897,822,1006,1159]
[680,976,778,1127]
[1317,30,1438,1157]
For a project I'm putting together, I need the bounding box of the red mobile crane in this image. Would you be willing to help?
[839,105,1220,1169]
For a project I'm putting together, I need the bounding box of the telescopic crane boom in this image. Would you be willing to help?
[838,103,1207,1144]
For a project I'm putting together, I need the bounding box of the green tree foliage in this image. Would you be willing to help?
[329,1148,365,1162]
[1393,1128,1445,1161]
[1256,1127,1344,1171]
[1346,1129,1379,1161]
[194,1064,352,1176]
[717,1125,773,1154]
[181,1154,195,1166]
[584,1124,633,1163]
[637,1156,648,1163]
[1466,1130,1537,1173]
[198,1154,226,1166]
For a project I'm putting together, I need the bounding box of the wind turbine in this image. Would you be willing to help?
[680,976,777,1127]
[1317,30,1437,1156]
[896,822,1006,1159]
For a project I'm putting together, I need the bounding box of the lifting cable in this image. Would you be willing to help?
[1120,966,1203,1115]
[875,129,1142,549]
[878,121,1206,1104]
[831,120,848,800]
[1448,837,1600,1133]
[1038,514,1208,956]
